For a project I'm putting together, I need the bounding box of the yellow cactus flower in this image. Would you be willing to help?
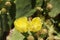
[29,17,42,32]
[14,17,42,33]
[14,17,28,33]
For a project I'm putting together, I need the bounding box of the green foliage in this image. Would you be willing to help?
[0,0,15,39]
[0,0,60,40]
[16,0,33,18]
[0,14,3,38]
[10,29,25,40]
[16,0,43,18]
[36,0,43,6]
[49,0,60,17]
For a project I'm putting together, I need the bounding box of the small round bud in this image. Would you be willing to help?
[38,37,44,40]
[45,19,52,26]
[41,28,48,34]
[46,3,53,10]
[27,35,34,40]
[36,7,43,12]
[1,8,7,14]
[5,1,11,7]
[47,36,54,40]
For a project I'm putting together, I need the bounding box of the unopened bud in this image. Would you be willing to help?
[36,7,43,12]
[41,28,47,34]
[47,3,53,10]
[5,1,11,7]
[47,36,54,40]
[38,37,44,40]
[1,8,7,13]
[27,35,34,40]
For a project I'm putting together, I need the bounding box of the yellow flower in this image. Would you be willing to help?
[28,17,42,32]
[14,17,28,33]
[14,17,42,33]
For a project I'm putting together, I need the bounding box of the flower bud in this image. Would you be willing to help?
[38,37,44,40]
[27,35,34,40]
[47,36,54,40]
[1,8,7,14]
[36,7,43,12]
[5,1,11,7]
[46,3,53,10]
[41,28,48,34]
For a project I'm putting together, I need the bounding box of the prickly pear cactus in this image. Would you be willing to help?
[0,0,60,40]
[0,0,16,40]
